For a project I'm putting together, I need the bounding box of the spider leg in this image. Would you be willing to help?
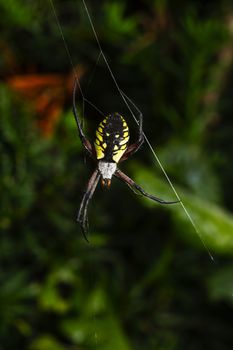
[72,79,95,159]
[120,110,144,162]
[120,139,144,162]
[77,168,100,242]
[115,169,179,205]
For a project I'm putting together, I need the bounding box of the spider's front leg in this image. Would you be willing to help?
[72,79,95,159]
[115,169,179,205]
[77,168,100,242]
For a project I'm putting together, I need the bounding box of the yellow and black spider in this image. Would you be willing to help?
[73,80,178,242]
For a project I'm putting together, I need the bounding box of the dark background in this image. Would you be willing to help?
[0,0,233,349]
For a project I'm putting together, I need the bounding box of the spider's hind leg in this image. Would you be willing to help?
[115,169,179,205]
[77,168,100,242]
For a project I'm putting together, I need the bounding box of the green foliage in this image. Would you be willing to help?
[103,1,139,41]
[0,0,36,28]
[1,1,233,349]
[133,164,233,254]
[207,266,233,304]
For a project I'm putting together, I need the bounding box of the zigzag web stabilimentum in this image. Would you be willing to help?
[48,0,214,262]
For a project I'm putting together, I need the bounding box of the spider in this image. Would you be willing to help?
[72,80,179,242]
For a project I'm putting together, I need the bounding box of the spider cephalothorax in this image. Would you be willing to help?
[72,80,178,242]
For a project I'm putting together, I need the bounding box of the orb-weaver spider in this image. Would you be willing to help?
[73,80,179,242]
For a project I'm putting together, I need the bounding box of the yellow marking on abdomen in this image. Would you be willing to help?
[120,144,127,150]
[96,131,103,142]
[95,128,105,159]
[112,148,127,163]
[112,116,130,162]
[119,137,129,146]
[95,144,105,159]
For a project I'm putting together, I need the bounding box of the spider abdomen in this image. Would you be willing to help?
[95,112,130,163]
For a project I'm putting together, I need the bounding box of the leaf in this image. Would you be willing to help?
[61,288,132,350]
[103,2,138,40]
[30,335,66,350]
[207,266,233,304]
[38,267,76,314]
[0,0,34,27]
[132,165,233,255]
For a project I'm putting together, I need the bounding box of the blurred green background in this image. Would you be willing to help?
[1,0,233,349]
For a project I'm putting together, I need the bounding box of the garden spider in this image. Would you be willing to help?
[73,80,179,242]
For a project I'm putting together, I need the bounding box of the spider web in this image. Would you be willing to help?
[48,0,214,262]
